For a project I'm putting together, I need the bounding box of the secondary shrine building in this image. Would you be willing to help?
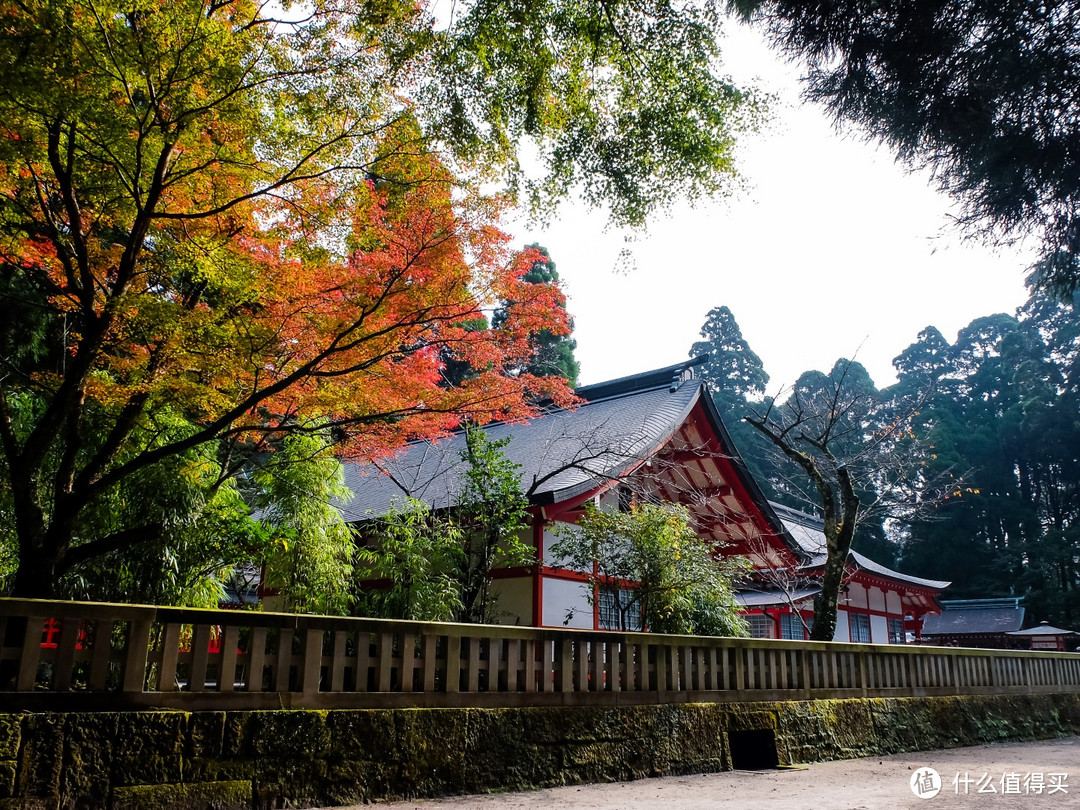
[340,359,949,643]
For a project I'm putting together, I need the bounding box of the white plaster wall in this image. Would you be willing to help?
[867,587,888,612]
[542,522,584,569]
[846,582,868,610]
[870,614,888,644]
[886,590,903,615]
[542,577,593,628]
[833,609,850,642]
[489,576,532,626]
[598,489,619,510]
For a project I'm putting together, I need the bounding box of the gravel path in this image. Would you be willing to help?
[340,737,1080,810]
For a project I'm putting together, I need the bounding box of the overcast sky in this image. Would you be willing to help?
[507,19,1035,392]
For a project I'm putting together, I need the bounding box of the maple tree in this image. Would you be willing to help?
[0,0,581,598]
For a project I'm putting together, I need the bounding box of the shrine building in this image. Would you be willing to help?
[340,359,949,642]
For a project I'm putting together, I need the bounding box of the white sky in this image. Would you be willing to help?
[507,20,1035,391]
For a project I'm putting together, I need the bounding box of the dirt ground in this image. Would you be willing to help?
[345,736,1080,810]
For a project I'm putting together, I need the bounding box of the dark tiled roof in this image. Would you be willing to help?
[1007,623,1078,637]
[736,587,820,609]
[768,502,950,590]
[338,363,703,521]
[921,606,1026,636]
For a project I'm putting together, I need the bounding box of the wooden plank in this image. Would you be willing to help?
[52,617,82,691]
[247,627,267,692]
[218,625,241,693]
[189,624,212,693]
[377,632,393,692]
[466,637,480,692]
[88,619,113,691]
[422,634,437,693]
[575,640,588,693]
[680,646,692,692]
[157,623,182,692]
[622,641,635,692]
[609,641,621,693]
[300,628,323,694]
[544,639,561,691]
[330,630,347,692]
[591,640,604,692]
[122,618,153,694]
[274,628,294,692]
[557,639,572,693]
[445,635,461,693]
[16,616,46,691]
[656,644,669,693]
[506,638,520,692]
[401,634,416,693]
[522,639,536,693]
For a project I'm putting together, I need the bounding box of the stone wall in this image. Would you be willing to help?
[2,694,1079,809]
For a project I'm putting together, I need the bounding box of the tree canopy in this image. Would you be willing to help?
[550,502,750,635]
[736,0,1080,296]
[691,288,1080,630]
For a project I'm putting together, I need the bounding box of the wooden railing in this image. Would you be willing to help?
[1,598,1079,711]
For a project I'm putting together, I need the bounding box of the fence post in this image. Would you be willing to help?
[122,618,153,694]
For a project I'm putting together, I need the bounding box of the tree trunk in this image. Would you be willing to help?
[810,549,846,641]
[11,545,60,598]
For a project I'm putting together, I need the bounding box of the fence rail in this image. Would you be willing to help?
[2,598,1078,711]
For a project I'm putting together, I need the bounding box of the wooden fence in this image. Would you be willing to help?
[2,598,1079,711]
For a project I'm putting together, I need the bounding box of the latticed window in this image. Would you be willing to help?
[746,614,775,639]
[599,589,641,631]
[849,613,871,643]
[780,613,806,640]
[888,618,906,644]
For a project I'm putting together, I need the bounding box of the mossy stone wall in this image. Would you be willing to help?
[1,693,1078,809]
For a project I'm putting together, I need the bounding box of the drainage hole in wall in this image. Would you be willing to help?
[729,728,779,770]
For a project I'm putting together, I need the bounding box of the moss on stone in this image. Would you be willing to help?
[112,754,185,787]
[396,709,469,797]
[110,780,250,810]
[0,761,16,799]
[776,699,875,763]
[3,693,1080,808]
[0,716,20,760]
[186,712,226,759]
[114,712,186,757]
[247,710,329,757]
[61,712,119,807]
[16,713,64,798]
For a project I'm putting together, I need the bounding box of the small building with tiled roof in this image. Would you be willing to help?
[341,358,949,642]
[1006,621,1080,652]
[739,503,949,643]
[920,598,1026,648]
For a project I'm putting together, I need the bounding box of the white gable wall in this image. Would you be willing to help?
[870,614,888,644]
[833,609,850,642]
[542,577,593,629]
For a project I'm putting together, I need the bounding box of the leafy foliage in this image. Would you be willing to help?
[249,429,356,616]
[454,427,535,623]
[355,498,465,622]
[551,502,749,635]
[0,0,585,597]
[432,0,765,225]
[355,426,532,623]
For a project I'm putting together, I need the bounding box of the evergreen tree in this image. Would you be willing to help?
[895,292,1080,625]
[493,245,580,386]
[689,306,775,489]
